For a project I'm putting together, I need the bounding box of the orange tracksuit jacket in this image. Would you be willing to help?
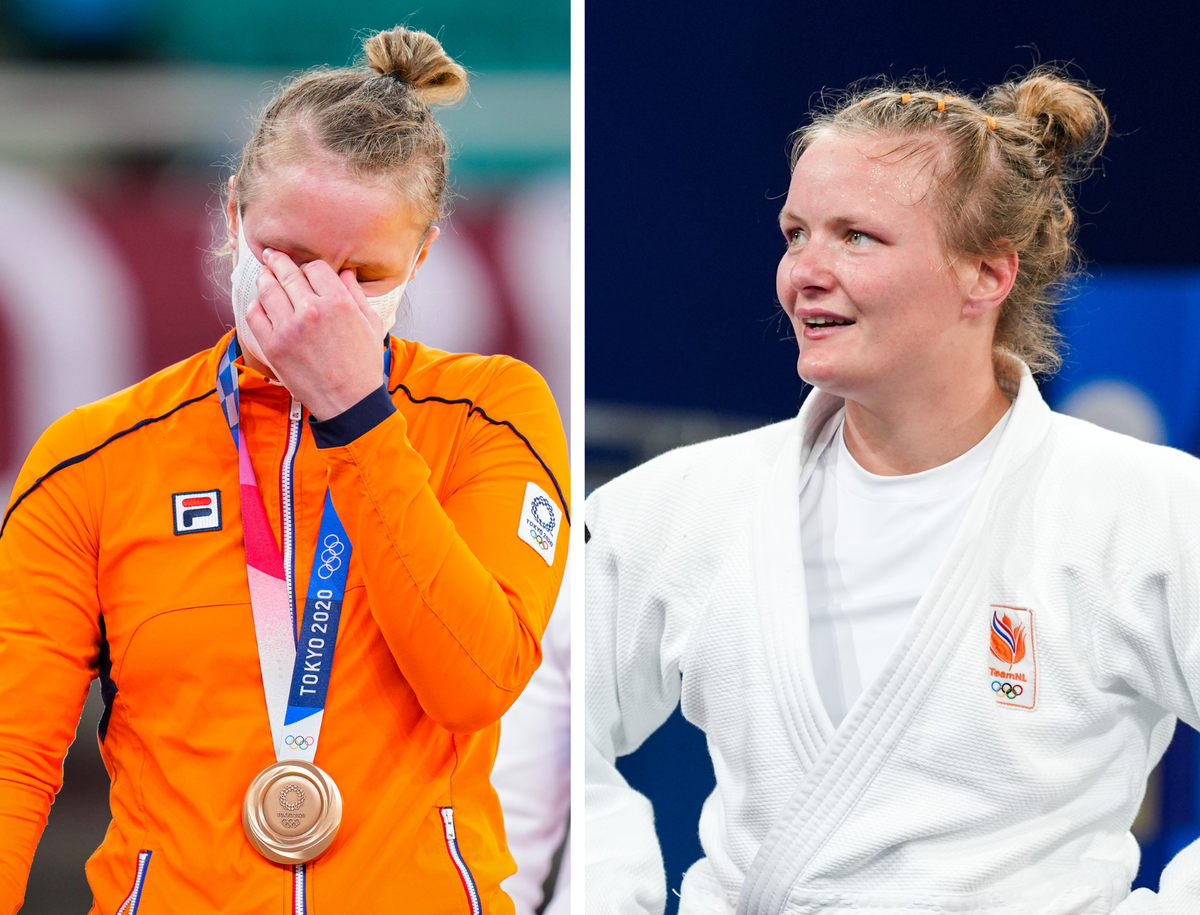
[0,331,570,914]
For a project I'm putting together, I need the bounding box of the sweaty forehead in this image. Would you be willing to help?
[791,130,945,210]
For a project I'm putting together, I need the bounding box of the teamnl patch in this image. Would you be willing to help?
[517,481,559,566]
[173,490,222,535]
[988,604,1036,710]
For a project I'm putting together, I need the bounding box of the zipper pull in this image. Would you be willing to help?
[440,806,455,839]
[290,396,302,422]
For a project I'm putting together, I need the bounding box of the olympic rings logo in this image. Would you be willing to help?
[284,735,315,750]
[530,496,557,532]
[279,783,306,810]
[992,681,1023,699]
[317,533,344,580]
[529,524,551,550]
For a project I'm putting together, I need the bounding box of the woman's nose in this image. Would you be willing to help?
[787,239,835,293]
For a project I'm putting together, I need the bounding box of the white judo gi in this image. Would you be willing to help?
[586,359,1200,915]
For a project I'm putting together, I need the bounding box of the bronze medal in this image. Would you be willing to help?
[242,760,343,865]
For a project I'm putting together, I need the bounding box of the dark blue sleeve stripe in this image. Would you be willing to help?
[389,383,571,528]
[309,384,396,449]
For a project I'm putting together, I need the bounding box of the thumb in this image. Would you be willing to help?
[339,268,371,312]
[340,268,383,335]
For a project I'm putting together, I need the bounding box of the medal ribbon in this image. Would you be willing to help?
[217,335,388,763]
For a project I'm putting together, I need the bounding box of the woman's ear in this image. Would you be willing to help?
[961,245,1019,319]
[225,177,239,258]
[409,225,441,279]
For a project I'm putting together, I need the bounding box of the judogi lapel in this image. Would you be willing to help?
[739,371,1053,915]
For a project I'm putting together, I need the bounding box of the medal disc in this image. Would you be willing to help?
[242,760,343,865]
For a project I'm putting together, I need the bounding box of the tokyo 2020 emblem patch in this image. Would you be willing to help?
[173,490,222,535]
[988,604,1036,710]
[517,481,559,566]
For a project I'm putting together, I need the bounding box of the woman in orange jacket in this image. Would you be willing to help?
[0,26,569,915]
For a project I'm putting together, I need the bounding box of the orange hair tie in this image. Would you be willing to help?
[901,93,912,104]
[986,115,997,130]
[860,98,868,106]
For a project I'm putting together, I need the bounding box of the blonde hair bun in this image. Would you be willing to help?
[987,71,1109,174]
[363,26,468,107]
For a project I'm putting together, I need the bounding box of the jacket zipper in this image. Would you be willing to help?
[283,397,306,915]
[281,395,302,632]
[116,849,152,915]
[292,863,307,915]
[440,807,482,915]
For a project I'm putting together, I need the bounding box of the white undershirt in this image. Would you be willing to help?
[800,406,1012,727]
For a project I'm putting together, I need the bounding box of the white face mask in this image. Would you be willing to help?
[229,212,418,370]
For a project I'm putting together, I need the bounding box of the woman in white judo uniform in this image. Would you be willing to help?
[586,70,1200,915]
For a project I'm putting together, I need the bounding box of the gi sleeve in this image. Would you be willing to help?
[0,412,101,915]
[1096,449,1200,914]
[585,487,678,915]
[1112,848,1200,914]
[313,359,569,733]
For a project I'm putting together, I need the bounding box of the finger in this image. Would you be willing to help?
[262,248,316,305]
[255,269,297,322]
[301,259,352,299]
[244,298,273,345]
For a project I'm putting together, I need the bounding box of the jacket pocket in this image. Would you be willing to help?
[116,849,152,915]
[440,807,482,915]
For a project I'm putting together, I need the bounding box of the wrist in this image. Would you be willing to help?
[309,383,396,448]
[301,368,382,422]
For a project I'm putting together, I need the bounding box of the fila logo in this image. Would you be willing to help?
[173,490,222,535]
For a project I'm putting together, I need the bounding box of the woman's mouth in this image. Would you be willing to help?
[801,314,854,338]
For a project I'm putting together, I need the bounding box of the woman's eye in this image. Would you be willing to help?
[786,228,806,246]
[848,231,871,246]
[356,271,393,285]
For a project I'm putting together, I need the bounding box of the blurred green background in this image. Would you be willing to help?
[9,0,568,67]
[1,0,569,175]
